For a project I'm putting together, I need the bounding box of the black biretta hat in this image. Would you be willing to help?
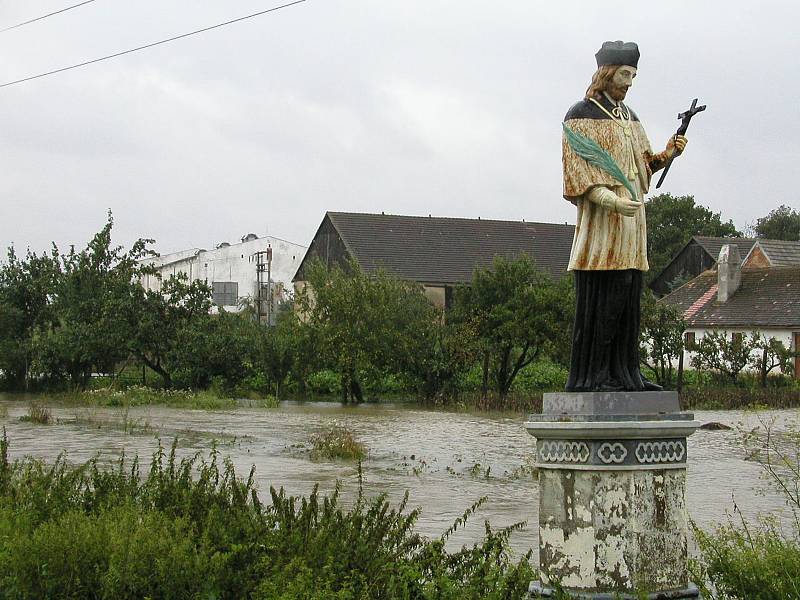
[595,41,639,68]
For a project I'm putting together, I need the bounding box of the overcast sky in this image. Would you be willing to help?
[1,0,797,256]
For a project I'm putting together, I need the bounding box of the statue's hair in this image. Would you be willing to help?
[585,65,619,100]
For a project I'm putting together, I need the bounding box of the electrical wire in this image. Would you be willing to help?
[0,0,308,89]
[0,0,98,34]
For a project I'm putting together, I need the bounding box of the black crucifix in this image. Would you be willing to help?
[655,98,706,189]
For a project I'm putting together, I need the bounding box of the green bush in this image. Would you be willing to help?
[305,369,343,395]
[691,420,800,597]
[510,360,568,392]
[693,521,800,599]
[0,435,534,599]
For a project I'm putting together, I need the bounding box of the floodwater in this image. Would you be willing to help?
[1,396,797,555]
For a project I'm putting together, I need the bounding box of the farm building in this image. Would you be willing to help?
[292,212,576,308]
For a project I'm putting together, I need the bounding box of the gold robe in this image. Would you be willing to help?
[562,97,654,272]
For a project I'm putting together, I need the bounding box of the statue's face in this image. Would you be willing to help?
[608,65,637,101]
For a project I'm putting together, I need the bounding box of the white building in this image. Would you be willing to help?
[660,244,800,378]
[140,233,306,322]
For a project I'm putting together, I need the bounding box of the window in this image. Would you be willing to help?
[684,332,695,346]
[212,281,238,306]
[732,332,743,343]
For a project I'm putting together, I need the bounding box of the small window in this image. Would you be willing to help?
[212,281,239,306]
[732,332,744,343]
[684,332,695,346]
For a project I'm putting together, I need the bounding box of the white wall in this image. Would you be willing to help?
[682,327,796,373]
[139,235,306,311]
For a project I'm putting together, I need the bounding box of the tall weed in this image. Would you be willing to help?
[0,432,533,599]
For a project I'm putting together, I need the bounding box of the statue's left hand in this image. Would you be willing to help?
[666,135,688,158]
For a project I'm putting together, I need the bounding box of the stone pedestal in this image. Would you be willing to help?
[525,391,700,599]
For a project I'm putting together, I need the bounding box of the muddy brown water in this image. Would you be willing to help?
[1,396,797,555]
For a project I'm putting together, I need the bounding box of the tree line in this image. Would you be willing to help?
[1,197,797,403]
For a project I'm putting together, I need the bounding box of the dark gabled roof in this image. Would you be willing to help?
[325,212,575,284]
[753,239,800,266]
[692,236,757,261]
[660,266,800,329]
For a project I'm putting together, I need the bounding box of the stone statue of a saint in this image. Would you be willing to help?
[562,41,687,392]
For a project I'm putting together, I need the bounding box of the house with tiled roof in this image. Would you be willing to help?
[650,236,756,297]
[743,239,800,268]
[293,212,575,308]
[660,243,800,378]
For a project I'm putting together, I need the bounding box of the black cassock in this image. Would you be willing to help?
[565,269,653,392]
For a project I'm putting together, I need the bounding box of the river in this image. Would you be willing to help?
[1,397,797,555]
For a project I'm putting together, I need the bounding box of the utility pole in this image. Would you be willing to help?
[266,245,273,325]
[254,244,274,325]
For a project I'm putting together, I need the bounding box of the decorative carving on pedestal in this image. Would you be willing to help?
[597,442,627,464]
[636,440,686,464]
[538,441,591,463]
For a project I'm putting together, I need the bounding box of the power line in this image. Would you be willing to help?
[0,0,308,89]
[1,1,98,34]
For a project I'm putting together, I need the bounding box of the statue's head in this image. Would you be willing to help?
[585,41,639,102]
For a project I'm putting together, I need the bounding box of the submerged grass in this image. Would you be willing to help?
[0,432,533,599]
[18,403,52,424]
[310,422,367,461]
[63,386,237,410]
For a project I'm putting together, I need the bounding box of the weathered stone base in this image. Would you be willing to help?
[537,467,690,595]
[528,580,699,599]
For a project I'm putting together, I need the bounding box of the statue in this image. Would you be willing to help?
[562,41,688,392]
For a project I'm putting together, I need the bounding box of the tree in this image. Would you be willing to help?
[749,334,795,387]
[0,245,61,388]
[754,205,800,241]
[690,331,756,385]
[295,259,436,403]
[124,273,213,389]
[639,293,685,389]
[32,214,154,389]
[255,307,300,399]
[645,194,740,281]
[453,255,572,400]
[169,309,257,390]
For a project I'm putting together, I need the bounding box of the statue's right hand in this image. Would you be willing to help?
[587,186,640,217]
[612,197,641,217]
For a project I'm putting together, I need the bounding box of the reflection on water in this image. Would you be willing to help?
[1,396,797,555]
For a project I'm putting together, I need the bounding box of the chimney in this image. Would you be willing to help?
[717,244,741,302]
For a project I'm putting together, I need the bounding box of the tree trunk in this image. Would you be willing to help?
[481,351,489,400]
[140,355,171,389]
[350,377,363,403]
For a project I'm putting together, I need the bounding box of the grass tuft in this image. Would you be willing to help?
[19,403,51,425]
[310,422,366,461]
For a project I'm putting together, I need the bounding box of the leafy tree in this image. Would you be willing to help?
[690,331,756,385]
[169,309,256,390]
[124,274,213,389]
[749,334,795,387]
[404,316,480,402]
[255,307,300,399]
[295,259,436,403]
[639,293,686,389]
[453,255,572,399]
[754,205,800,241]
[645,194,740,281]
[32,215,154,389]
[0,246,61,388]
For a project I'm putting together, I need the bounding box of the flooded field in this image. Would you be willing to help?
[1,396,797,555]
